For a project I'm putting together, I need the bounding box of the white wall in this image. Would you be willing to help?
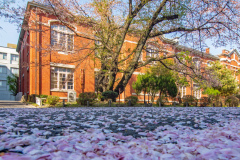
[0,46,19,100]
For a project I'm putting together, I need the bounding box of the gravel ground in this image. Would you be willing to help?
[0,107,240,159]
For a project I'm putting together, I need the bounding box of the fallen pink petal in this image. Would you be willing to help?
[0,107,240,159]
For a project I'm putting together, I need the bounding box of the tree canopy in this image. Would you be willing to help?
[2,0,240,93]
[7,74,18,96]
[133,62,178,103]
[202,61,239,97]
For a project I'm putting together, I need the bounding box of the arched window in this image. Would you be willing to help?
[51,25,74,51]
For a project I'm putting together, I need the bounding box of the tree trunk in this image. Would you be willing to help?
[148,93,149,103]
[144,91,146,104]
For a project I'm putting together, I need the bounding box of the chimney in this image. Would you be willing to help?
[222,49,229,54]
[206,48,210,54]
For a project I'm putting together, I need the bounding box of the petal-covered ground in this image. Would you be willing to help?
[0,107,240,160]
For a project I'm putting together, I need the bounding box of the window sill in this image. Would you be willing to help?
[58,51,69,55]
[50,89,74,92]
[53,50,74,55]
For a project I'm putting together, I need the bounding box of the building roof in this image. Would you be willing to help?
[218,49,240,58]
[16,1,219,61]
[17,1,53,52]
[159,36,219,60]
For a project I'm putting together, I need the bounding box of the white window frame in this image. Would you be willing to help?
[193,84,201,99]
[11,67,19,76]
[146,45,159,64]
[0,52,7,60]
[11,54,19,61]
[51,67,74,91]
[51,25,74,52]
[179,86,186,98]
[192,57,201,70]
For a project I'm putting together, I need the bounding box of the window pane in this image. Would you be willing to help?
[11,68,19,75]
[51,72,58,89]
[11,54,18,61]
[51,30,58,46]
[0,80,6,90]
[50,25,73,51]
[0,66,7,74]
[0,53,7,60]
[51,67,74,90]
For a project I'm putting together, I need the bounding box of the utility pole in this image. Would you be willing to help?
[35,8,38,95]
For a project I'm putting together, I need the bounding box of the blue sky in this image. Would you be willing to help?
[0,0,237,56]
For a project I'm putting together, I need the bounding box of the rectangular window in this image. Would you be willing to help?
[0,52,7,60]
[11,54,19,61]
[0,66,7,74]
[193,84,201,99]
[193,58,201,71]
[0,80,7,90]
[146,45,159,64]
[51,67,74,90]
[51,25,74,51]
[94,39,101,57]
[11,68,19,76]
[179,86,186,98]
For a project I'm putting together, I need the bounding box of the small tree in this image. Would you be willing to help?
[225,95,239,107]
[78,92,97,105]
[132,73,151,104]
[202,61,239,106]
[102,91,118,102]
[7,75,18,96]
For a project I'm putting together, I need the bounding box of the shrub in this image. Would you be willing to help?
[40,94,48,98]
[97,93,104,101]
[102,91,118,102]
[225,95,239,107]
[77,92,97,106]
[156,96,168,106]
[125,96,138,106]
[28,94,38,103]
[46,95,60,105]
[200,97,210,107]
[182,95,197,106]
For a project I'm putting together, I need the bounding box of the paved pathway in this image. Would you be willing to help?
[0,101,36,108]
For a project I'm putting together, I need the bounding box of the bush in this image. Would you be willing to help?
[200,97,210,107]
[225,95,239,107]
[182,95,197,106]
[97,93,104,101]
[28,94,38,103]
[40,94,48,98]
[102,91,118,102]
[46,95,60,105]
[77,92,97,106]
[156,96,168,106]
[125,96,138,106]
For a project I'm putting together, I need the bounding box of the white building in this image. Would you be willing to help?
[0,44,19,100]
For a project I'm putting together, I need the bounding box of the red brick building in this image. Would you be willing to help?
[17,2,234,103]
